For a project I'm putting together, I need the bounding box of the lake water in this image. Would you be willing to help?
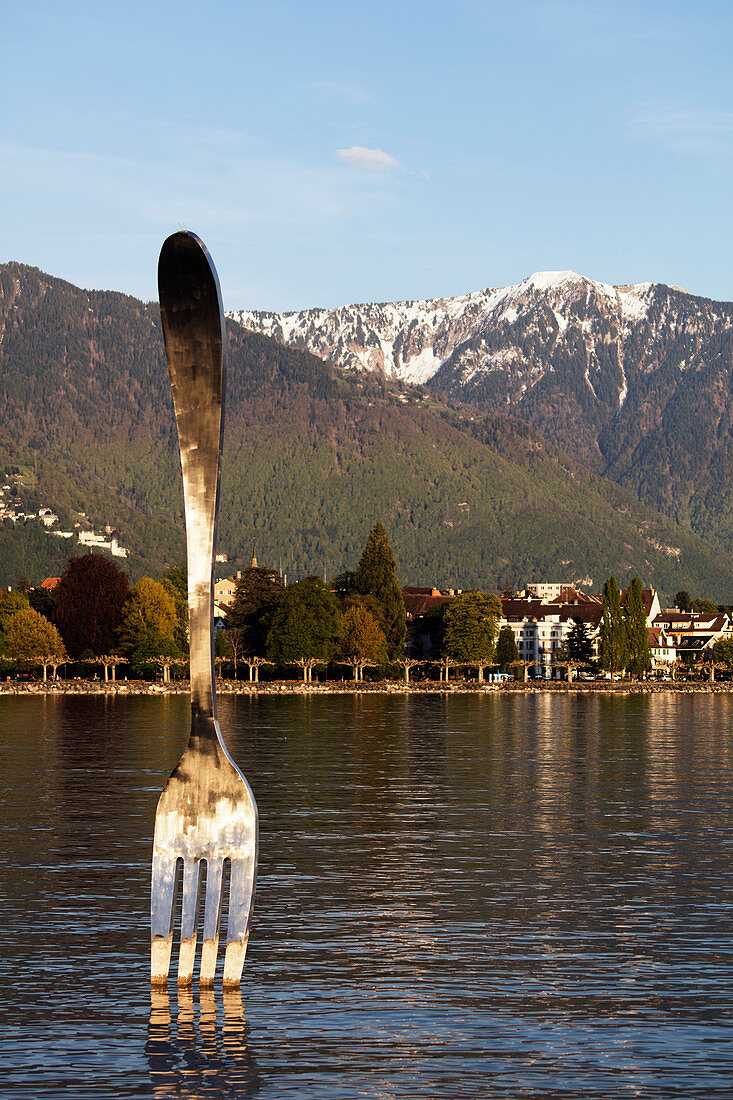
[2,691,733,1098]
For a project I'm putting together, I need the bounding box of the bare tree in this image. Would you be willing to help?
[99,654,125,682]
[339,657,378,682]
[243,656,273,682]
[294,657,325,683]
[434,656,459,683]
[226,628,247,679]
[396,657,421,684]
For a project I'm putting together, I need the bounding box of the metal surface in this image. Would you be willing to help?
[151,231,258,988]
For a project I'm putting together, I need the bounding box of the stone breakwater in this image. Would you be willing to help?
[1,679,732,697]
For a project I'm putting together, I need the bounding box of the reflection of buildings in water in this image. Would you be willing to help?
[146,986,259,1098]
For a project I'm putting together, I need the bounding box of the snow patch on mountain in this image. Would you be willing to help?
[227,271,699,400]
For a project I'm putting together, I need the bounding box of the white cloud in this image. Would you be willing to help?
[627,105,733,155]
[336,146,400,171]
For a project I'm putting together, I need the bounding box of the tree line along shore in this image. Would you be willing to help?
[2,522,732,687]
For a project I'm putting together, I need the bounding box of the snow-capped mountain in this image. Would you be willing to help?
[231,284,499,384]
[231,271,733,544]
[230,269,733,475]
[230,270,689,390]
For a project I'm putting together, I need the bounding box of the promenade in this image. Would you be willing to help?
[2,678,731,696]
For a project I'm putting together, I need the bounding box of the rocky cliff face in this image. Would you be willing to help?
[231,286,497,385]
[230,271,684,389]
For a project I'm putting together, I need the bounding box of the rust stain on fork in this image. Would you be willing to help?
[151,231,258,989]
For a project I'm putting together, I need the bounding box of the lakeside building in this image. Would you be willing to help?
[403,586,458,657]
[648,626,676,674]
[501,590,604,677]
[403,581,668,675]
[651,610,730,663]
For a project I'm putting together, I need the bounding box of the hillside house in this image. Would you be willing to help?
[214,573,242,608]
[77,528,129,558]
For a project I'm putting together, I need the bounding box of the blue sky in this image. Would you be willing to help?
[2,1,732,310]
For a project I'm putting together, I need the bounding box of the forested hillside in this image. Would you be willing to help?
[1,261,732,599]
[235,270,733,553]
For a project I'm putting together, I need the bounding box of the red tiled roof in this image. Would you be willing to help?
[41,577,61,590]
[501,598,603,626]
[403,592,454,618]
[548,586,600,605]
[654,612,728,631]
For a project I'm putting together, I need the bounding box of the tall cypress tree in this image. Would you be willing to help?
[353,522,406,660]
[495,623,519,671]
[625,576,651,678]
[600,575,628,681]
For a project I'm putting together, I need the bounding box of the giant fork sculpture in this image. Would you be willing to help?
[151,231,258,988]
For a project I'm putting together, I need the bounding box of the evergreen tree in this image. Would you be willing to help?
[600,575,628,680]
[712,637,733,670]
[625,577,650,678]
[266,576,342,666]
[566,617,595,665]
[352,522,406,659]
[495,624,519,671]
[226,566,284,655]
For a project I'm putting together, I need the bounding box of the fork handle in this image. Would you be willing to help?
[158,232,225,734]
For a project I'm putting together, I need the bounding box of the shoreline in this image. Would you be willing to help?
[1,679,731,697]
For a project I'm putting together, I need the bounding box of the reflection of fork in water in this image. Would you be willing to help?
[146,986,259,1098]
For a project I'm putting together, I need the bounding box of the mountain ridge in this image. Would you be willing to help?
[231,270,733,551]
[229,270,682,386]
[1,259,731,599]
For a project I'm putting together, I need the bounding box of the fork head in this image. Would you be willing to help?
[151,730,258,989]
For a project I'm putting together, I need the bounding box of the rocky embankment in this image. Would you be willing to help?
[1,679,731,696]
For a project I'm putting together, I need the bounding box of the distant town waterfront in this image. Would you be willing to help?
[3,522,733,692]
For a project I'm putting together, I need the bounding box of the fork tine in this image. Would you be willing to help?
[200,858,224,987]
[151,854,181,985]
[223,854,257,988]
[177,859,204,987]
